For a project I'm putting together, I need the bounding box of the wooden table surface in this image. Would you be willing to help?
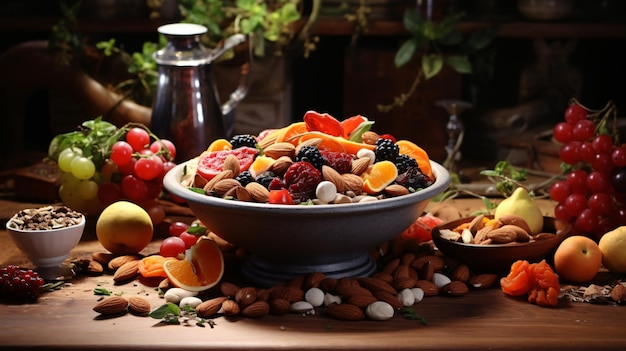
[1,198,625,351]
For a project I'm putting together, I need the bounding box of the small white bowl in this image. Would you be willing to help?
[6,214,85,268]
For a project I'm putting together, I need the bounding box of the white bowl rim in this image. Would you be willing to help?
[5,214,86,233]
[164,160,450,214]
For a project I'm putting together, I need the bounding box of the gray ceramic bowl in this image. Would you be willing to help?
[164,160,450,286]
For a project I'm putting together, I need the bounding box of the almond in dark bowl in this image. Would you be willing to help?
[432,216,572,273]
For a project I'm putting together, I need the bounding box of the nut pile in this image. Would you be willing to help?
[8,206,83,230]
[438,214,556,245]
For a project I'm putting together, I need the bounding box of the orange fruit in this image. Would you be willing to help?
[163,236,224,292]
[396,140,432,179]
[206,139,232,152]
[361,160,398,194]
[298,133,345,153]
[275,122,308,143]
[286,131,375,156]
[553,235,602,283]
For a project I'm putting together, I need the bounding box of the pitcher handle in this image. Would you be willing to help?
[213,34,252,116]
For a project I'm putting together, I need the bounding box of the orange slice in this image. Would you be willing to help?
[298,133,345,153]
[362,160,398,194]
[287,131,375,156]
[207,139,232,152]
[163,237,224,292]
[249,155,275,178]
[396,140,433,179]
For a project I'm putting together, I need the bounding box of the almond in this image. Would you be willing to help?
[487,225,528,243]
[219,299,240,316]
[256,288,269,302]
[361,131,380,145]
[245,182,270,203]
[400,252,416,267]
[442,281,469,296]
[468,274,498,289]
[271,285,304,303]
[211,178,241,196]
[127,296,151,315]
[263,142,296,159]
[269,156,293,175]
[322,165,346,193]
[393,277,417,290]
[351,157,371,175]
[192,172,209,188]
[304,272,326,290]
[451,264,470,283]
[357,277,397,296]
[381,258,400,275]
[474,226,492,244]
[411,254,445,272]
[373,290,403,309]
[346,293,378,308]
[202,169,234,193]
[497,214,533,235]
[234,185,252,201]
[336,285,373,299]
[92,252,114,266]
[113,260,139,283]
[85,260,104,275]
[342,173,364,193]
[372,272,394,284]
[393,265,410,280]
[269,298,291,315]
[93,296,128,315]
[196,296,228,317]
[220,282,241,297]
[257,132,279,149]
[418,260,434,281]
[384,184,410,197]
[415,280,440,296]
[468,214,485,234]
[241,300,270,318]
[326,303,365,321]
[294,138,322,154]
[222,154,240,177]
[108,254,140,271]
[235,287,258,307]
[319,277,338,293]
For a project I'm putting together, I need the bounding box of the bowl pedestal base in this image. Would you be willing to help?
[242,253,377,287]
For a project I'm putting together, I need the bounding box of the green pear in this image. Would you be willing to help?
[598,226,626,274]
[494,187,544,234]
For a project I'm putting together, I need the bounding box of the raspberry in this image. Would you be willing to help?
[321,151,353,174]
[374,138,399,162]
[295,145,324,170]
[235,170,254,186]
[0,265,45,302]
[395,167,433,191]
[395,154,418,174]
[283,161,323,203]
[229,134,257,149]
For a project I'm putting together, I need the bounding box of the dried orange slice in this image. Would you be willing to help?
[287,131,375,156]
[361,160,398,194]
[163,237,224,292]
[396,140,432,179]
[275,122,308,143]
[298,133,345,153]
[138,255,173,278]
[206,139,232,152]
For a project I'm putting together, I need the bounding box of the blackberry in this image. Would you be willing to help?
[395,154,418,174]
[374,138,399,162]
[0,265,45,302]
[235,170,254,187]
[255,171,278,189]
[395,167,433,191]
[295,145,324,170]
[229,134,257,149]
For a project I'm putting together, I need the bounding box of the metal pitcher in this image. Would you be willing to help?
[150,23,251,162]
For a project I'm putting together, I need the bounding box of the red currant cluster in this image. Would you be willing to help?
[0,265,45,302]
[550,99,624,239]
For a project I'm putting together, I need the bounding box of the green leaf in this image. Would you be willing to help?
[348,121,375,143]
[279,3,301,23]
[235,0,255,11]
[422,54,443,79]
[150,302,181,319]
[94,288,111,296]
[402,9,423,34]
[445,55,472,74]
[395,40,416,68]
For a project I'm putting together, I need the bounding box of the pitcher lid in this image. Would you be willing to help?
[158,23,208,36]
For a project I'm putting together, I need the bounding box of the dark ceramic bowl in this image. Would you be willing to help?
[432,216,572,273]
[164,160,450,286]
